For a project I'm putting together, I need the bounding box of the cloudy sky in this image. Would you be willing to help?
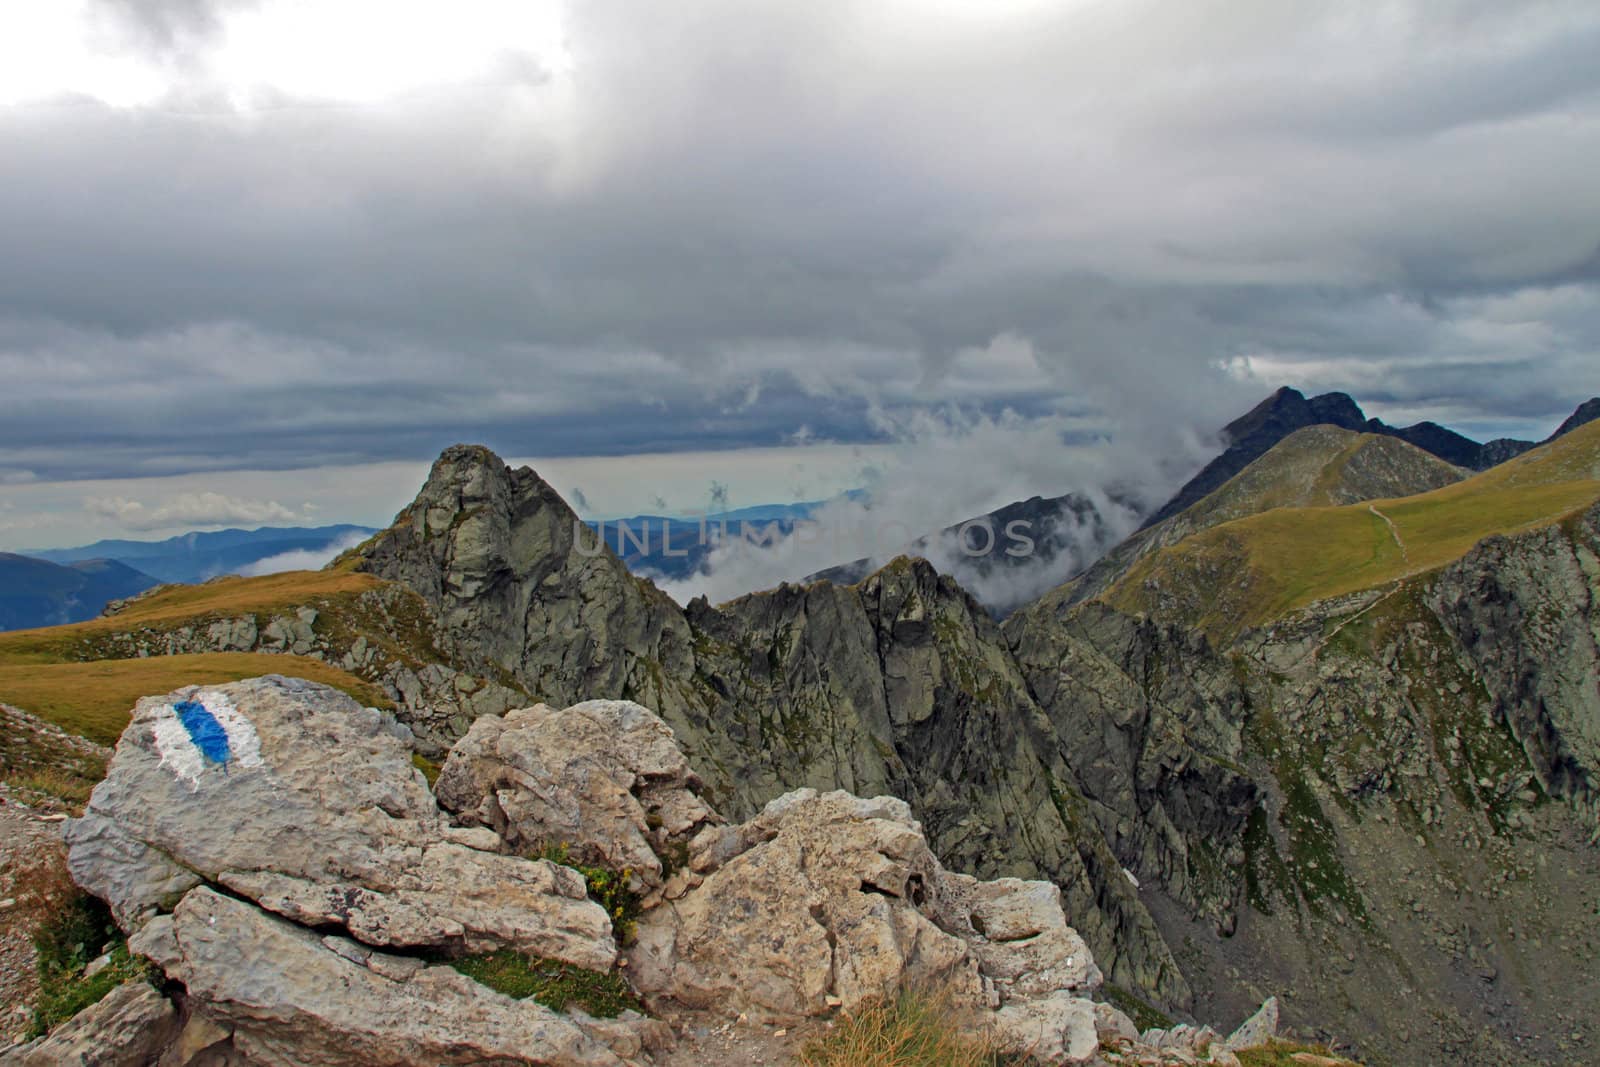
[3,0,1599,551]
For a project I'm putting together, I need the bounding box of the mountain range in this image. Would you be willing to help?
[0,554,158,631]
[0,525,379,632]
[4,388,1600,1065]
[801,390,1600,616]
[1141,387,1594,529]
[32,524,377,585]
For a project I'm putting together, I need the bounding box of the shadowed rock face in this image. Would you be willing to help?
[356,446,1225,1008]
[1427,502,1600,806]
[317,439,1600,1064]
[1551,397,1600,440]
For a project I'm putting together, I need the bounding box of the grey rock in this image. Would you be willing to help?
[1224,996,1279,1050]
[1,980,177,1067]
[436,699,721,891]
[992,992,1099,1065]
[166,888,629,1067]
[627,785,1102,1044]
[68,676,616,969]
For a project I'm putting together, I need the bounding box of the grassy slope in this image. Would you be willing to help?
[1035,427,1467,615]
[0,570,392,745]
[0,654,389,746]
[1104,419,1600,642]
[1190,426,1464,522]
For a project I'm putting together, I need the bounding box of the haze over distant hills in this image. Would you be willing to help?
[754,390,1600,615]
[0,554,158,631]
[0,525,377,632]
[32,524,376,585]
[587,501,844,581]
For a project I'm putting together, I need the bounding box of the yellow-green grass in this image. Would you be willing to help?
[0,653,391,746]
[1235,1039,1362,1066]
[1105,419,1600,643]
[0,570,384,666]
[798,986,1010,1067]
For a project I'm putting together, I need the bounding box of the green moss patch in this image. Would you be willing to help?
[410,752,442,786]
[449,950,638,1018]
[29,892,154,1039]
[1236,1038,1362,1065]
[1102,983,1172,1033]
[530,843,643,944]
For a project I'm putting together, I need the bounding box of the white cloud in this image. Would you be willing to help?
[238,530,369,576]
[84,490,302,531]
[655,405,1208,607]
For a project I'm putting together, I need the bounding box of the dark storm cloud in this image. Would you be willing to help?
[2,0,1600,483]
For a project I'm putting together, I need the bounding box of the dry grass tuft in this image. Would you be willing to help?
[1,767,97,810]
[0,653,391,745]
[798,986,1016,1067]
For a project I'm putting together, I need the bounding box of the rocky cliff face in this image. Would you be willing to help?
[1174,505,1600,1063]
[357,448,1213,1010]
[350,444,1600,1066]
[1427,502,1600,808]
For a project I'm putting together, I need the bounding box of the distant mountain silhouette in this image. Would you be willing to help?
[0,554,158,631]
[1139,389,1600,532]
[33,524,376,584]
[1551,397,1600,440]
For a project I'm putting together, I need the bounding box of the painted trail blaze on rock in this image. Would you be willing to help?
[175,699,232,764]
[152,691,265,788]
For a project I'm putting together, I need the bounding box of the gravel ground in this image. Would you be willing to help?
[0,785,75,1050]
[653,1009,827,1067]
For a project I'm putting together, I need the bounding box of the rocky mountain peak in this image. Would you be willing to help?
[1144,387,1372,529]
[357,446,688,710]
[360,443,584,604]
[1306,390,1366,427]
[1553,396,1600,439]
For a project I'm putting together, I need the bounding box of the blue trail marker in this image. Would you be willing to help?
[174,699,233,765]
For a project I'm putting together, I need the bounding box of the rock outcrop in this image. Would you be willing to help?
[31,680,1283,1067]
[54,676,652,1067]
[357,447,1199,1009]
[630,788,1100,1015]
[436,699,721,894]
[440,697,1114,1060]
